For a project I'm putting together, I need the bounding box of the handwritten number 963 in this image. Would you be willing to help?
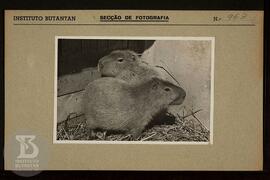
[227,13,247,21]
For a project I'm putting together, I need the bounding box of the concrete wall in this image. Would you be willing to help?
[141,40,212,129]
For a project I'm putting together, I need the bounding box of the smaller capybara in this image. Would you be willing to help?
[83,77,186,138]
[98,50,140,77]
[98,50,165,83]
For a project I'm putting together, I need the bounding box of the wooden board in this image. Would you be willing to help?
[57,90,85,123]
[57,67,101,123]
[58,67,101,96]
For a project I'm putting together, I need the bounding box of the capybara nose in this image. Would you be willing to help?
[99,62,104,70]
[182,91,186,99]
[170,88,186,105]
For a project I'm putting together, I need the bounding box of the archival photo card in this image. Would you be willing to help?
[55,37,214,144]
[5,10,263,171]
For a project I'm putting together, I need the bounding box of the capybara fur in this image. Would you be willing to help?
[83,77,186,138]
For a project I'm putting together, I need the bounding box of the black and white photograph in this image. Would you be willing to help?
[54,37,214,143]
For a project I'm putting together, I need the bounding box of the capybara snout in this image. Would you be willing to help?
[98,61,104,70]
[170,86,186,105]
[153,77,186,105]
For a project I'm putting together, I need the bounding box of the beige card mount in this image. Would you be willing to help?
[5,10,263,170]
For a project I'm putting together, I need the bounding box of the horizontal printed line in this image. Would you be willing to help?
[100,20,169,22]
[13,23,256,26]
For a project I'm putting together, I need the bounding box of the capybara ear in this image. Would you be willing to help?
[151,77,160,90]
[152,83,158,90]
[151,77,161,82]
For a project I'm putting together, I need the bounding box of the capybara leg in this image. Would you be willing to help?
[87,129,96,140]
[130,128,143,140]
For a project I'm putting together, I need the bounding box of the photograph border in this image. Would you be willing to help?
[53,36,215,145]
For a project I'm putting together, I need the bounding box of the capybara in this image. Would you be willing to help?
[98,50,140,77]
[83,77,186,138]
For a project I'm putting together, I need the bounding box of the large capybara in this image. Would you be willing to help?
[83,77,186,138]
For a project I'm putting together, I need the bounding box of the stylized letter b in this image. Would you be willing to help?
[16,135,39,159]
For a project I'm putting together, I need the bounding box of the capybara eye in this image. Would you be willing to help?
[164,87,171,91]
[117,58,124,62]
